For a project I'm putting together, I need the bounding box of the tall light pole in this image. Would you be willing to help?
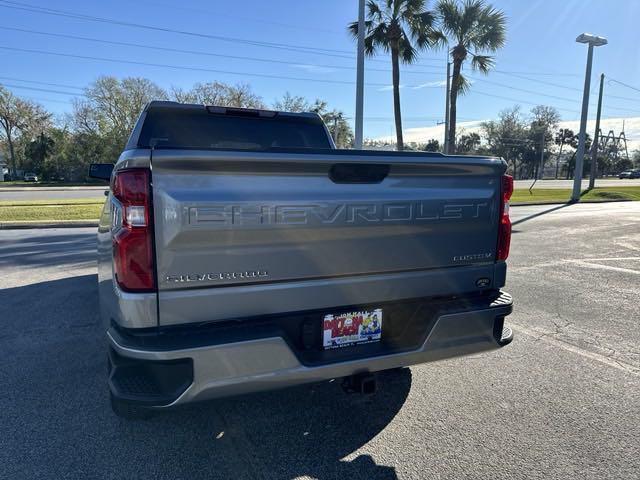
[572,33,607,202]
[354,0,365,149]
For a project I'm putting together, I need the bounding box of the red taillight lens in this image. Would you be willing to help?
[111,168,155,292]
[497,174,513,261]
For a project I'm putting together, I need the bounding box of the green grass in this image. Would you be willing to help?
[0,199,103,222]
[511,186,640,204]
[0,187,638,222]
[0,181,103,187]
[0,198,104,207]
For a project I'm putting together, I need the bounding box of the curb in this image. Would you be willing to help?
[0,199,634,229]
[0,221,99,230]
[512,199,634,207]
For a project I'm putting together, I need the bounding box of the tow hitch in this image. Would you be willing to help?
[342,373,377,395]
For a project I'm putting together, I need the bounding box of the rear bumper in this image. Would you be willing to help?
[108,291,513,408]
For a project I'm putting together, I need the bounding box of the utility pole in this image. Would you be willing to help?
[539,129,545,179]
[354,0,365,149]
[444,61,451,154]
[589,73,604,190]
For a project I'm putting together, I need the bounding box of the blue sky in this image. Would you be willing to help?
[2,0,640,140]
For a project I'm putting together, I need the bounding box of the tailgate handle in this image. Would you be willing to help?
[329,163,389,184]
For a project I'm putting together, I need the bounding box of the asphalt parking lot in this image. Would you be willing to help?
[1,202,639,479]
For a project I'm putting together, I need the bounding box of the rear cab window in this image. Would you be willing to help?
[131,103,333,151]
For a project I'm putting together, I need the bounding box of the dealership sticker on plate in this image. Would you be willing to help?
[322,309,382,350]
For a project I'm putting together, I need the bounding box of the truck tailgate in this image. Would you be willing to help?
[151,149,506,325]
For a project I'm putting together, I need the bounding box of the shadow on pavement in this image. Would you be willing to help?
[0,231,95,268]
[511,202,574,227]
[1,274,409,480]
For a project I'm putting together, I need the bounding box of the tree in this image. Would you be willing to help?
[272,93,353,148]
[553,129,577,179]
[424,138,440,151]
[527,105,560,178]
[456,132,481,154]
[273,92,310,112]
[73,76,168,151]
[564,133,591,179]
[0,86,51,176]
[171,82,265,109]
[349,0,440,150]
[24,132,55,174]
[481,106,528,178]
[437,0,506,153]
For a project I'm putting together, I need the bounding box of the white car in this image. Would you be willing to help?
[23,172,39,182]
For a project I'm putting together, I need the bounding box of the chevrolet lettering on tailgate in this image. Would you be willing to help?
[188,201,491,227]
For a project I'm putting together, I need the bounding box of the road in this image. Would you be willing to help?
[1,202,638,479]
[513,178,640,189]
[0,186,107,201]
[1,179,639,201]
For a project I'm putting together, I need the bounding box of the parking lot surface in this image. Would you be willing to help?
[1,202,639,479]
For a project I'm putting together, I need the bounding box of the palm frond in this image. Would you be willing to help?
[348,19,374,38]
[470,54,494,73]
[367,22,391,54]
[398,34,419,63]
[472,5,507,51]
[459,0,483,41]
[437,0,463,38]
[453,72,472,96]
[367,0,385,21]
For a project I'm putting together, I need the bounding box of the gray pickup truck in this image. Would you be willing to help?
[90,101,514,418]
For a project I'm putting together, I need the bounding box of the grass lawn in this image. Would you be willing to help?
[0,181,103,187]
[0,198,103,222]
[0,187,638,222]
[511,186,640,204]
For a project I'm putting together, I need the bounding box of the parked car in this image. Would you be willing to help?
[23,172,39,182]
[90,101,514,419]
[618,169,640,179]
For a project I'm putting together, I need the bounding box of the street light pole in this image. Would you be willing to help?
[572,33,607,202]
[354,0,365,149]
[572,44,594,202]
[589,73,605,190]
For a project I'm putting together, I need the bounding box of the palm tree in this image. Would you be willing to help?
[349,0,440,151]
[437,0,506,153]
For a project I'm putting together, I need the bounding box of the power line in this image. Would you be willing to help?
[493,69,580,78]
[0,45,449,89]
[0,82,81,96]
[607,77,640,95]
[0,26,443,76]
[0,0,445,66]
[0,75,85,91]
[470,90,581,114]
[121,0,346,35]
[0,45,375,87]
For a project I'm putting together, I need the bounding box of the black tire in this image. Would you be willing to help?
[110,393,154,420]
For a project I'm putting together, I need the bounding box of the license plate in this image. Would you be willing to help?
[322,308,382,350]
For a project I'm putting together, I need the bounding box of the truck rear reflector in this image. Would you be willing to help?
[497,174,513,261]
[111,168,156,292]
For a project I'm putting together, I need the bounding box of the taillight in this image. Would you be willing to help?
[110,168,155,292]
[497,174,513,261]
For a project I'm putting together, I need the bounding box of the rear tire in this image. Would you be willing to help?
[110,394,154,420]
